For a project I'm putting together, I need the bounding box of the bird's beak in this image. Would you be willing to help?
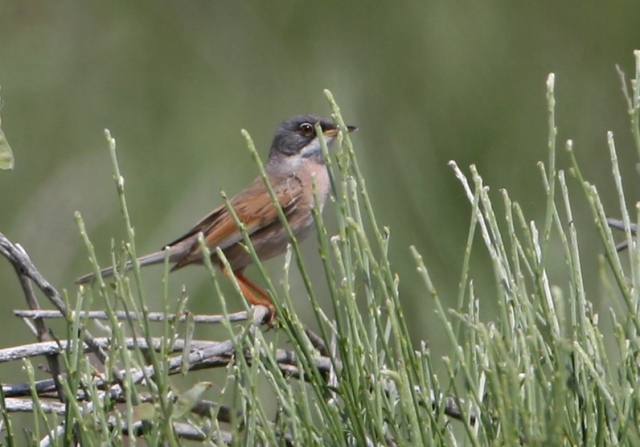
[322,124,357,138]
[322,128,339,138]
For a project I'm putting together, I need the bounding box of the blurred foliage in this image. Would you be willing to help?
[0,88,15,170]
[0,1,639,389]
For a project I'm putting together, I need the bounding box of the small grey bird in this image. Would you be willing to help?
[76,115,356,322]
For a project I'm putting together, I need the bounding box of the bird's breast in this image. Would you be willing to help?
[300,160,331,211]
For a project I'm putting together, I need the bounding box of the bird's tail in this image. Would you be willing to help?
[75,248,182,285]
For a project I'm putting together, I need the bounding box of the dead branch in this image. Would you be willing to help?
[13,309,250,324]
[0,232,120,382]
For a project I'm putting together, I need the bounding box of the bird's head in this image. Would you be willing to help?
[268,114,357,167]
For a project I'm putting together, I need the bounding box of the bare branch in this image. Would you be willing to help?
[14,309,250,324]
[0,232,121,382]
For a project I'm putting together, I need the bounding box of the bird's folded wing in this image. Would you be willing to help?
[168,175,303,261]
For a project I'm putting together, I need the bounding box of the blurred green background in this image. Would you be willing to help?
[1,2,639,370]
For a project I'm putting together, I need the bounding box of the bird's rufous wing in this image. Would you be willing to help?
[169,174,303,268]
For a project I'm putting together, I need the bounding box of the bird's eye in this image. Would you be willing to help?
[299,123,314,136]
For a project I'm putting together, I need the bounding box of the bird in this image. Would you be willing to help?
[76,114,357,322]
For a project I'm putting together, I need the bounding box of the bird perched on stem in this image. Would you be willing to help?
[76,114,357,323]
